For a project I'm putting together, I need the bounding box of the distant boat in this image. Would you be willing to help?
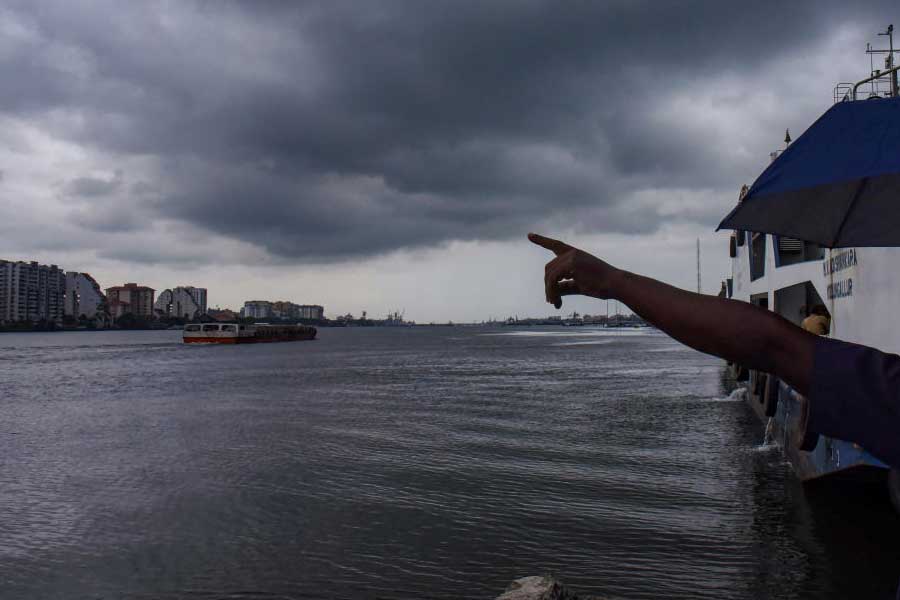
[183,323,316,344]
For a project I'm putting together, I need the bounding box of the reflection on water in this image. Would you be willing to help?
[0,327,897,599]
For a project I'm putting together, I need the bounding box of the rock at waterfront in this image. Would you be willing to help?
[495,575,613,600]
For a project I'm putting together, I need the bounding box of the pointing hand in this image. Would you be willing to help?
[528,233,620,309]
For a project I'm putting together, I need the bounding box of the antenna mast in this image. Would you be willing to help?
[882,24,898,97]
[696,238,701,294]
[868,24,899,98]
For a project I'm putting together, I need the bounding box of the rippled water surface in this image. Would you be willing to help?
[1,327,898,599]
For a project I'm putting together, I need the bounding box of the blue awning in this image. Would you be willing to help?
[718,97,900,248]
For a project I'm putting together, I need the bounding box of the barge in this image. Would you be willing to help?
[183,323,316,344]
[722,26,899,507]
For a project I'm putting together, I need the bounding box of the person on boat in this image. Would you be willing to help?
[528,232,900,471]
[801,304,831,336]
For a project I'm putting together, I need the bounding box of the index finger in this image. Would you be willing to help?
[528,232,573,256]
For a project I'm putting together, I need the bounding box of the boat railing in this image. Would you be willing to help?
[834,64,900,103]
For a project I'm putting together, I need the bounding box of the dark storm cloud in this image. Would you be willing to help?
[65,172,122,197]
[2,0,896,262]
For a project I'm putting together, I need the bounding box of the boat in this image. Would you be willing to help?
[183,322,316,344]
[722,26,899,506]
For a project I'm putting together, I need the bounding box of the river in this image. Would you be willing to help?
[1,327,897,599]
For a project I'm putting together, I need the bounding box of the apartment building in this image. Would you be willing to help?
[64,272,106,319]
[0,260,66,323]
[241,300,272,320]
[106,283,155,318]
[155,286,205,320]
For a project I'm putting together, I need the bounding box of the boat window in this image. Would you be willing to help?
[185,325,201,332]
[751,292,768,310]
[774,281,826,326]
[750,233,766,281]
[239,325,246,331]
[220,325,237,332]
[775,236,825,267]
[202,324,220,332]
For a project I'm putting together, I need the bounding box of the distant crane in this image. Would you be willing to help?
[384,309,406,325]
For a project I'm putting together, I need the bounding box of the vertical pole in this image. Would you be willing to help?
[891,25,899,98]
[696,238,702,294]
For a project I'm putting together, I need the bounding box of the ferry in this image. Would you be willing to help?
[183,322,316,344]
[722,27,899,509]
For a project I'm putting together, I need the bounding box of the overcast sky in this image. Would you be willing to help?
[0,1,896,321]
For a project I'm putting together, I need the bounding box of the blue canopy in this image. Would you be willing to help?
[718,97,900,247]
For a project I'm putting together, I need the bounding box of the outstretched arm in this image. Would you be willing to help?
[528,233,816,396]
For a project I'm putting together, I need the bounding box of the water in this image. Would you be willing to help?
[761,416,777,450]
[1,327,898,599]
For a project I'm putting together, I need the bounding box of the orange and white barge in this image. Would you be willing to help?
[183,323,316,344]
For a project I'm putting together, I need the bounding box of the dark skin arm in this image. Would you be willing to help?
[528,233,816,396]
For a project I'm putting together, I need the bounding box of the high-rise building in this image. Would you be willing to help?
[0,260,66,323]
[106,283,155,318]
[240,300,323,321]
[185,286,208,315]
[298,305,324,320]
[64,272,106,319]
[270,300,298,319]
[241,300,272,320]
[155,287,203,320]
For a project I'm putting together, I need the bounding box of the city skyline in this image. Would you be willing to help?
[0,256,336,327]
[1,3,897,321]
[4,252,640,324]
[0,254,638,324]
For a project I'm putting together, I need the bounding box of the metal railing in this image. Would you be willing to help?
[834,64,900,102]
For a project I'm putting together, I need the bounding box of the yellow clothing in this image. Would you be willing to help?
[802,314,830,335]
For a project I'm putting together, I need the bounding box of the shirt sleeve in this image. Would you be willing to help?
[808,336,900,469]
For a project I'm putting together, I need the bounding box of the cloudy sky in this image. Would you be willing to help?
[0,2,896,321]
